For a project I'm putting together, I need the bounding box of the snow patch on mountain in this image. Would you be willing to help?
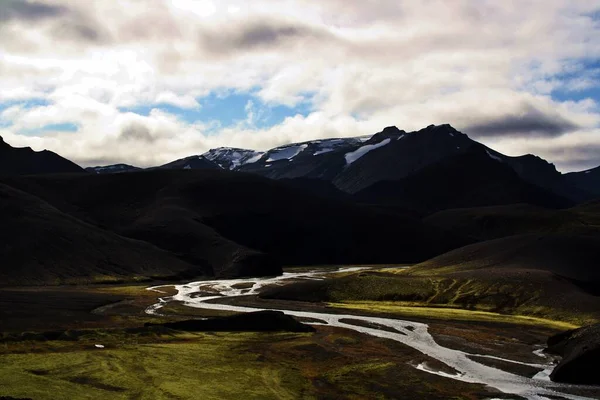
[345,138,391,165]
[310,138,361,156]
[245,153,264,164]
[486,150,503,162]
[87,164,139,174]
[202,147,264,170]
[314,148,335,156]
[266,144,308,162]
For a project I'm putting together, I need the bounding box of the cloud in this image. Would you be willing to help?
[198,19,332,55]
[154,92,200,109]
[487,129,600,172]
[119,122,154,143]
[0,0,68,22]
[465,104,581,137]
[0,0,598,171]
[51,21,106,44]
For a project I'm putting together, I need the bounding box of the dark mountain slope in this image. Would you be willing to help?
[333,125,475,193]
[401,232,600,322]
[410,233,600,284]
[278,178,350,200]
[1,171,280,279]
[355,146,571,214]
[0,183,199,286]
[2,170,467,274]
[564,166,600,198]
[574,199,600,213]
[86,164,141,174]
[230,124,597,204]
[0,136,84,176]
[424,202,600,241]
[504,154,593,203]
[157,155,221,170]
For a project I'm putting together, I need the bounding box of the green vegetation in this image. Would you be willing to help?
[0,326,492,400]
[329,301,579,330]
[0,331,311,400]
[264,270,599,326]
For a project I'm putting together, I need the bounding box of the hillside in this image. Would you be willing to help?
[565,166,600,198]
[355,147,571,214]
[0,183,200,285]
[425,202,600,241]
[157,156,221,170]
[410,233,600,283]
[0,169,466,285]
[0,136,84,176]
[86,164,140,174]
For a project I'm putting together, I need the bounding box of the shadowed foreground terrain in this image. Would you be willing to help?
[0,326,501,400]
[0,184,199,285]
[0,169,465,285]
[0,282,584,400]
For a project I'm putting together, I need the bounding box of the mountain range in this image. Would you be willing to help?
[81,124,598,208]
[1,124,599,286]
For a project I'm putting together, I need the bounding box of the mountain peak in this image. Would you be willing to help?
[423,123,460,133]
[381,126,401,134]
[369,126,406,143]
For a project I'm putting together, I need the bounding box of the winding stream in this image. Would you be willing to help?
[147,268,596,400]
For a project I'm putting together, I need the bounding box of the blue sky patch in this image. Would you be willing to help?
[120,90,314,129]
[18,123,79,136]
[0,98,51,113]
[550,59,600,106]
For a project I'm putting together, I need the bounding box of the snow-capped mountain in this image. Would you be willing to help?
[237,135,373,180]
[234,124,596,204]
[142,124,597,204]
[86,164,140,174]
[158,155,221,170]
[17,123,596,207]
[202,148,264,170]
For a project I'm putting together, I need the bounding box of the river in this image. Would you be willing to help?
[147,267,596,400]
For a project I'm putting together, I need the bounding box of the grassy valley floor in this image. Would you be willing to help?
[1,324,504,399]
[1,267,599,399]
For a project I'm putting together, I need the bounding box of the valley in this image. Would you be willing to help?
[1,125,600,399]
[3,2,600,398]
[2,267,599,399]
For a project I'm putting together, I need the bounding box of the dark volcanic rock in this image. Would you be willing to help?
[145,310,315,333]
[547,323,600,384]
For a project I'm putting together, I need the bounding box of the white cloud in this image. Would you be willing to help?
[0,0,598,171]
[154,91,200,109]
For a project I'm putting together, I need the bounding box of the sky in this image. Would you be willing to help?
[0,0,599,171]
